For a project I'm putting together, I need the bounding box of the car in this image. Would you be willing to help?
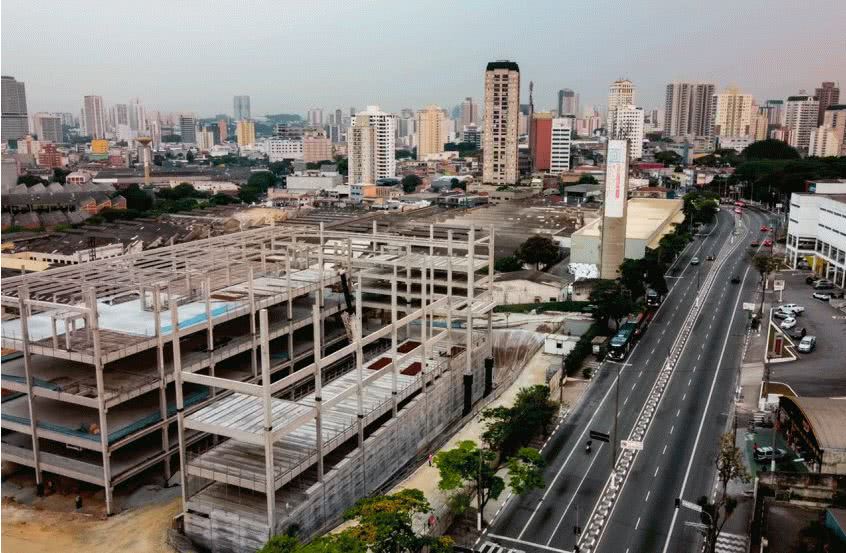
[780,317,797,329]
[754,446,787,462]
[706,254,716,261]
[731,275,741,284]
[760,225,769,232]
[773,309,793,319]
[813,291,832,301]
[788,327,806,340]
[690,256,700,265]
[813,279,835,290]
[734,207,742,214]
[780,304,805,314]
[798,335,817,353]
[750,241,760,247]
[763,239,773,247]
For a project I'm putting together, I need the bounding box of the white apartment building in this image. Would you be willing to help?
[785,95,820,152]
[711,87,753,138]
[785,180,846,288]
[348,106,396,183]
[267,138,304,161]
[607,79,635,136]
[550,117,573,174]
[611,105,644,160]
[663,81,715,138]
[83,95,106,139]
[809,104,846,157]
[483,60,520,185]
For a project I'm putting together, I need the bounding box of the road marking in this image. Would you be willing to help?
[697,353,701,360]
[651,348,655,355]
[631,382,637,391]
[661,251,754,553]
[676,409,680,417]
[687,378,692,387]
[545,444,605,545]
[638,370,643,378]
[670,425,674,434]
[623,395,629,406]
[645,491,651,502]
[654,466,660,477]
[635,517,641,530]
[488,534,571,553]
[682,393,686,401]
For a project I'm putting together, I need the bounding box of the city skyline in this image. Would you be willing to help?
[2,0,844,118]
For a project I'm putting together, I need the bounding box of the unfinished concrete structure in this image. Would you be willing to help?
[1,221,496,552]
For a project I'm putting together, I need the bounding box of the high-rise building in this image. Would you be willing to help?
[550,116,574,174]
[765,100,784,127]
[236,120,256,147]
[460,97,477,128]
[749,106,770,142]
[462,124,481,149]
[234,95,251,121]
[557,89,578,117]
[113,104,129,127]
[607,79,635,136]
[83,95,106,139]
[218,119,228,142]
[784,95,819,152]
[179,114,197,144]
[303,128,332,163]
[32,113,63,143]
[530,112,553,172]
[711,87,753,138]
[129,98,147,133]
[482,60,520,185]
[610,105,644,160]
[1,76,29,140]
[809,104,846,157]
[307,108,324,127]
[814,82,840,125]
[348,105,396,183]
[416,105,445,158]
[663,81,715,138]
[197,127,216,150]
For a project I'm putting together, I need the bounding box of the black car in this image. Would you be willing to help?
[731,275,741,284]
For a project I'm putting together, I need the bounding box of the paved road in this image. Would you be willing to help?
[596,208,770,553]
[480,209,760,553]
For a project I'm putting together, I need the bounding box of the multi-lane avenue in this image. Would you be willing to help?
[479,207,770,553]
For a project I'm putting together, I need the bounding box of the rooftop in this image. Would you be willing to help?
[781,396,846,451]
[572,198,684,243]
[486,60,520,72]
[495,269,565,286]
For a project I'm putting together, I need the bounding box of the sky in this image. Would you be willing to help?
[2,0,845,119]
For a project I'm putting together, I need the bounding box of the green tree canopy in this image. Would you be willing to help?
[401,174,422,193]
[17,174,47,186]
[435,441,504,527]
[577,174,598,184]
[494,255,523,273]
[506,447,545,495]
[741,139,800,161]
[589,280,635,331]
[123,184,154,211]
[481,385,557,456]
[655,150,682,167]
[515,235,560,270]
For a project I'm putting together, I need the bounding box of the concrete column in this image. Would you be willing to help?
[355,278,366,480]
[17,287,42,487]
[286,249,294,379]
[312,305,324,482]
[391,267,399,417]
[319,224,326,356]
[248,267,257,378]
[488,225,495,357]
[259,310,277,531]
[205,277,213,352]
[447,231,453,344]
[170,300,189,511]
[406,244,412,313]
[153,286,171,481]
[466,225,475,376]
[88,288,113,515]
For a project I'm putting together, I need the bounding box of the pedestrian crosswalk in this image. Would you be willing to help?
[479,541,525,553]
[714,531,747,553]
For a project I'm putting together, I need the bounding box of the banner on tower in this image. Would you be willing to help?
[604,139,629,218]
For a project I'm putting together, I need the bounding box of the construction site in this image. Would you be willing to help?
[1,220,509,552]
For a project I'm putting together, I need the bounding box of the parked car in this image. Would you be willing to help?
[813,291,832,301]
[798,335,817,353]
[788,327,806,340]
[813,279,835,290]
[773,309,792,319]
[763,239,773,247]
[780,317,797,329]
[750,241,760,247]
[754,447,787,462]
[691,256,700,265]
[706,254,716,261]
[779,304,805,314]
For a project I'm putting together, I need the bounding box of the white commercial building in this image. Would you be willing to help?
[348,106,396,183]
[610,105,644,160]
[607,79,635,135]
[711,87,753,138]
[550,116,573,174]
[785,180,846,288]
[267,138,304,161]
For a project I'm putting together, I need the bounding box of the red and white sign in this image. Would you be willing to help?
[604,140,629,218]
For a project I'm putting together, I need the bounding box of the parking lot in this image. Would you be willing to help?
[769,269,846,396]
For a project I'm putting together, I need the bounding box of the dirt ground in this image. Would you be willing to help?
[1,496,180,553]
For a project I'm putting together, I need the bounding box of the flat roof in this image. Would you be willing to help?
[572,198,684,241]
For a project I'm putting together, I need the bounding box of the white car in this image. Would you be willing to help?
[691,257,700,265]
[779,304,805,314]
[780,317,797,329]
[813,292,832,301]
[773,309,792,320]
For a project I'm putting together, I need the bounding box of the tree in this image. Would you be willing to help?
[335,156,349,176]
[655,150,682,167]
[186,150,195,163]
[618,258,647,299]
[577,174,598,184]
[494,255,523,273]
[480,385,557,457]
[17,174,47,186]
[741,139,800,161]
[209,193,239,206]
[395,149,414,160]
[269,160,292,175]
[699,433,750,553]
[450,177,466,191]
[515,235,560,270]
[53,168,71,184]
[401,174,422,193]
[752,253,781,316]
[506,448,545,495]
[589,280,635,331]
[123,184,153,212]
[435,441,504,527]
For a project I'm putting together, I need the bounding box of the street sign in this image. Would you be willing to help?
[589,430,610,443]
[678,499,702,512]
[743,302,756,311]
[621,440,644,451]
[773,280,785,291]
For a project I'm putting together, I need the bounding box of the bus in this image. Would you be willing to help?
[607,320,638,361]
[646,289,662,308]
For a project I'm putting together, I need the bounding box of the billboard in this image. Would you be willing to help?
[604,139,629,218]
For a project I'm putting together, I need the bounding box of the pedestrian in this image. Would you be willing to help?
[427,453,433,467]
[75,495,82,511]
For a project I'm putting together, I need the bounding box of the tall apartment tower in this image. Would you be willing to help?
[550,116,574,174]
[1,76,29,140]
[530,112,553,172]
[711,87,754,138]
[815,82,840,125]
[348,105,396,183]
[307,108,324,127]
[416,105,445,158]
[558,89,578,116]
[179,114,197,144]
[460,97,477,128]
[785,95,820,152]
[607,79,635,136]
[83,95,106,139]
[810,105,846,156]
[663,82,715,138]
[235,119,256,146]
[765,100,785,127]
[482,60,520,185]
[32,113,63,143]
[611,105,645,160]
[599,139,630,279]
[749,106,770,141]
[129,98,147,133]
[233,95,251,121]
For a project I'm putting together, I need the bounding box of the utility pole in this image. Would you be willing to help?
[612,363,620,475]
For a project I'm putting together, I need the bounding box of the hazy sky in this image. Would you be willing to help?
[3,0,845,118]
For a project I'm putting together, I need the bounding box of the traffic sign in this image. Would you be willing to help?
[676,498,702,512]
[743,302,756,311]
[621,440,644,451]
[773,280,785,291]
[589,430,610,443]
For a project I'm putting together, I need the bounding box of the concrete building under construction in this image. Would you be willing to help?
[1,221,498,551]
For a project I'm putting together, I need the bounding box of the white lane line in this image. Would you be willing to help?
[661,256,753,553]
[635,517,641,530]
[488,534,571,553]
[687,378,692,387]
[654,466,660,477]
[697,353,701,361]
[638,371,643,378]
[676,409,680,417]
[623,395,629,406]
[651,348,655,355]
[682,393,687,401]
[545,443,605,545]
[645,491,651,502]
[662,444,667,455]
[670,425,674,434]
[631,382,637,391]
